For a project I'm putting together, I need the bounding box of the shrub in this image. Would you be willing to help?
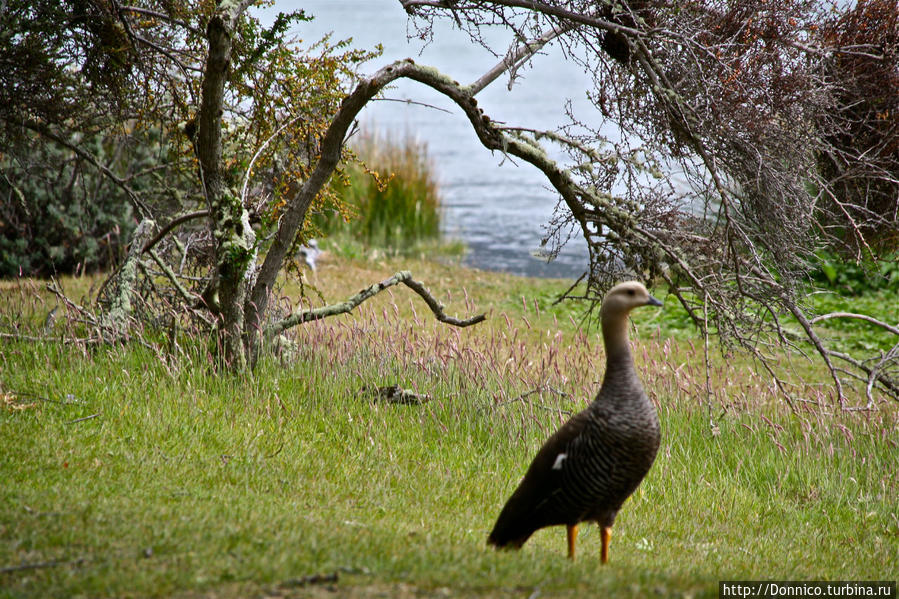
[810,250,899,295]
[0,133,136,278]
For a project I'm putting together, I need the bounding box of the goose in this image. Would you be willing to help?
[488,281,663,562]
[298,239,321,272]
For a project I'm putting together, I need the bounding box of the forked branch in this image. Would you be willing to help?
[265,271,486,338]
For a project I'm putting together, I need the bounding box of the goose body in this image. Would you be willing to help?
[487,281,663,561]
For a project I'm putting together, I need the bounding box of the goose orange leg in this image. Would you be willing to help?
[566,524,579,560]
[600,526,612,564]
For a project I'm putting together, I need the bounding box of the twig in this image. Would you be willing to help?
[552,271,587,305]
[0,557,86,574]
[488,385,572,415]
[240,114,305,205]
[401,0,644,39]
[66,413,100,424]
[826,349,899,404]
[401,277,487,327]
[808,313,899,410]
[468,22,576,95]
[0,332,69,343]
[810,312,899,337]
[140,210,210,255]
[147,249,197,305]
[373,97,453,113]
[783,301,846,407]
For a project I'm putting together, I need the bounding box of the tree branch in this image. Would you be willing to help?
[467,22,575,95]
[265,271,486,339]
[248,58,631,344]
[14,118,152,218]
[116,4,200,34]
[140,210,210,254]
[810,312,899,337]
[400,0,643,38]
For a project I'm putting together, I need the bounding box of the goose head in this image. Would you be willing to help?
[600,281,663,318]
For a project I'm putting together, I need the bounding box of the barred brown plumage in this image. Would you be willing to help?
[487,281,664,562]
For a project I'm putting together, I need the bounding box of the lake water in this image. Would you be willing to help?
[253,0,597,279]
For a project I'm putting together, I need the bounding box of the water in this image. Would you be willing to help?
[253,0,596,279]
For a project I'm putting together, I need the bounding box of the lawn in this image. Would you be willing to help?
[1,254,897,598]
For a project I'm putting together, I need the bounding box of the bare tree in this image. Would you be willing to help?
[387,0,899,407]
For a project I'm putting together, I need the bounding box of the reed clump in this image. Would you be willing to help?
[315,130,442,248]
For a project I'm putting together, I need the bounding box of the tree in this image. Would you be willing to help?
[3,0,897,405]
[816,0,899,255]
[1,0,485,367]
[395,0,899,406]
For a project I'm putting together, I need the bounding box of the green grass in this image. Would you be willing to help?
[1,259,898,598]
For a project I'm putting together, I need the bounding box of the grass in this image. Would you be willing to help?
[1,255,898,598]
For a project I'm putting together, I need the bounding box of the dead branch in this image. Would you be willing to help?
[265,270,486,339]
[824,349,899,402]
[0,557,86,574]
[146,249,196,306]
[140,210,209,255]
[810,312,899,337]
[468,21,576,94]
[397,1,899,406]
[487,385,573,416]
[0,332,100,345]
[66,413,100,424]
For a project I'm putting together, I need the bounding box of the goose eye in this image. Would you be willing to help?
[627,289,635,296]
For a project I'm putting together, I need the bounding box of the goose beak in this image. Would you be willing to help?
[647,295,663,307]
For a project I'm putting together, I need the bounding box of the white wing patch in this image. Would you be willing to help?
[551,453,567,471]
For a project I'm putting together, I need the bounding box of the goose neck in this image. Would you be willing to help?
[601,312,632,365]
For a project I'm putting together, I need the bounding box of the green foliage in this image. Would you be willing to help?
[234,9,313,79]
[313,131,442,247]
[810,251,899,296]
[222,11,383,267]
[0,134,136,277]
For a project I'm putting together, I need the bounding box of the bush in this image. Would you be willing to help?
[0,133,136,278]
[313,130,442,247]
[810,250,899,295]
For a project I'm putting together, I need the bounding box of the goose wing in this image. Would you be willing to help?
[487,409,596,547]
